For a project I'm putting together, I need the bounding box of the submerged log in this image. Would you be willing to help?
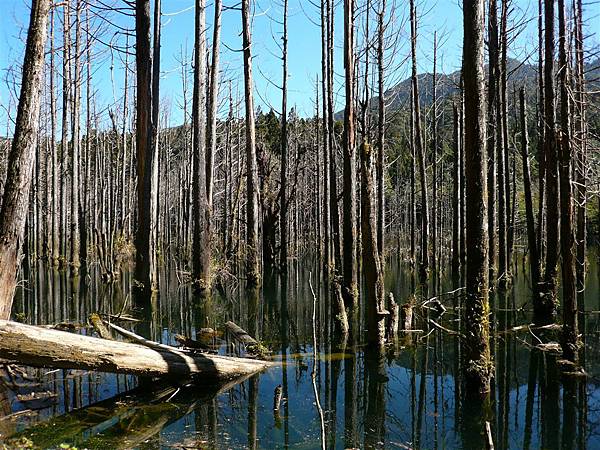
[0,320,273,381]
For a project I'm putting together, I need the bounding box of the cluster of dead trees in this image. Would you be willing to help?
[0,0,598,399]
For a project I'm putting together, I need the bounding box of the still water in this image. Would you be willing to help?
[1,251,600,449]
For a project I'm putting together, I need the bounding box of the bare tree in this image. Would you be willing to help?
[134,0,157,298]
[558,0,578,361]
[0,0,50,319]
[462,0,492,395]
[280,0,289,270]
[242,0,260,287]
[192,0,210,290]
[410,0,429,282]
[342,0,358,308]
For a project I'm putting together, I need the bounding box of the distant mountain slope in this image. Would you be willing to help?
[335,57,599,120]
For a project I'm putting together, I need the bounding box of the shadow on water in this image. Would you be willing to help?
[2,249,600,448]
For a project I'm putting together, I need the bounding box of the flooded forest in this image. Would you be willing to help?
[0,0,600,448]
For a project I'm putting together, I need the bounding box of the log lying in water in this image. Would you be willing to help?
[0,320,273,381]
[225,321,258,345]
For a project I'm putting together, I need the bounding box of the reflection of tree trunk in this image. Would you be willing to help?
[523,351,538,450]
[540,356,560,449]
[247,375,258,450]
[415,336,429,449]
[280,276,290,447]
[344,338,357,449]
[562,376,578,450]
[363,348,386,449]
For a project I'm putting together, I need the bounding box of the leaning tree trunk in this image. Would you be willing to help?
[241,0,261,287]
[134,0,157,299]
[462,0,492,395]
[0,0,50,320]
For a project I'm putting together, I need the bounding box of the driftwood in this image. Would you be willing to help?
[0,320,273,381]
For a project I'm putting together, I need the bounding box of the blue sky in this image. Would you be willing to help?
[0,0,598,130]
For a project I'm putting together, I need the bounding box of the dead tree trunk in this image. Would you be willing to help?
[192,0,211,290]
[410,0,429,283]
[342,0,358,309]
[241,0,261,287]
[49,9,59,266]
[376,0,386,259]
[519,89,541,298]
[134,0,157,299]
[462,0,492,395]
[487,0,498,286]
[519,88,540,303]
[320,0,331,274]
[540,0,559,320]
[0,0,50,319]
[558,0,578,362]
[206,0,221,208]
[451,103,461,283]
[70,0,82,274]
[573,0,586,306]
[280,0,289,270]
[361,142,386,348]
[0,320,272,380]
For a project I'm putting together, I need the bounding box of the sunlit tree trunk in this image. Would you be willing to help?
[376,0,386,259]
[0,0,50,319]
[342,0,357,309]
[192,0,211,290]
[241,0,261,287]
[462,0,492,395]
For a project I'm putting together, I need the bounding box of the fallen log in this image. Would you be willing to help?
[225,321,258,345]
[90,313,112,340]
[0,320,273,381]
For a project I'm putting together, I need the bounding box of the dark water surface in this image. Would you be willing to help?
[2,250,600,449]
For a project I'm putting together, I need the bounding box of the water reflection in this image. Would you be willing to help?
[2,251,600,448]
